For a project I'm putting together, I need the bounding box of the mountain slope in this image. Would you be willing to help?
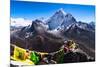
[63,23,95,57]
[10,8,95,58]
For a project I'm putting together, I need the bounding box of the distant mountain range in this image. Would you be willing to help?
[10,8,95,58]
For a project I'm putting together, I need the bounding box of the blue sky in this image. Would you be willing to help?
[11,0,95,23]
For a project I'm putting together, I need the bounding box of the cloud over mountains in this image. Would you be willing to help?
[11,18,32,27]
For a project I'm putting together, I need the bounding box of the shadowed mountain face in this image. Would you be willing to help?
[11,9,95,58]
[11,19,64,53]
[64,22,95,49]
[63,22,95,57]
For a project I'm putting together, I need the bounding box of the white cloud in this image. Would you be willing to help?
[11,18,32,27]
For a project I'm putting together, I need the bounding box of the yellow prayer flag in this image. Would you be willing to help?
[13,46,26,61]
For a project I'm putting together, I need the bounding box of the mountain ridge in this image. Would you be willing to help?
[10,8,95,58]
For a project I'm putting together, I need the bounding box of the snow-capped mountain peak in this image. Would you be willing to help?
[47,8,77,30]
[47,8,67,30]
[56,8,66,15]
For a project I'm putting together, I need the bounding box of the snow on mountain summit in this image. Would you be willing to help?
[61,13,77,27]
[47,8,66,30]
[47,8,77,30]
[56,8,66,15]
[11,8,95,34]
